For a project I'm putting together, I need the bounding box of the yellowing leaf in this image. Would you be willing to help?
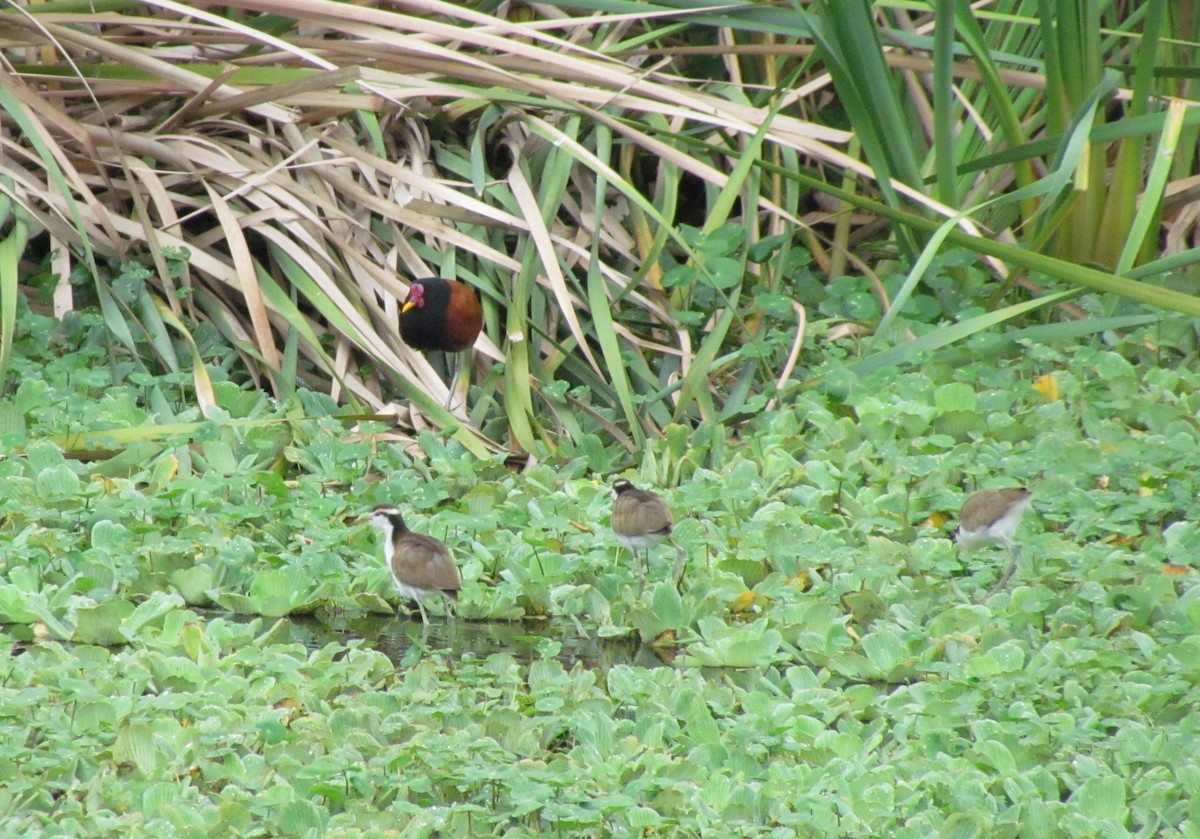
[650,629,677,648]
[151,454,179,487]
[924,511,950,529]
[1032,373,1059,401]
[92,475,121,494]
[730,591,757,613]
[786,572,813,592]
[1163,563,1190,576]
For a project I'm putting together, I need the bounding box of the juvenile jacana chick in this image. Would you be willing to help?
[399,278,483,353]
[366,504,461,624]
[956,487,1032,590]
[612,479,675,594]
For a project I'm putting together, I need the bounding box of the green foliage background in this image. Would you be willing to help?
[4,298,1200,835]
[4,0,1200,452]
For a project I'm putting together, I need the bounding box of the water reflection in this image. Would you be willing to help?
[286,613,668,671]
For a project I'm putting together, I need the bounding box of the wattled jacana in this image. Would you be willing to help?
[956,487,1032,591]
[612,479,679,594]
[366,504,462,624]
[399,278,483,409]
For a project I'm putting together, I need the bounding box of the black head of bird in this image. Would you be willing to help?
[366,504,462,624]
[399,278,483,353]
[611,479,674,593]
[955,487,1032,590]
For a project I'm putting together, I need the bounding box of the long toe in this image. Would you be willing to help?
[673,545,686,589]
[988,560,1017,594]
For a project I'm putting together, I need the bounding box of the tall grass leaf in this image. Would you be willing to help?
[1008,314,1162,343]
[933,0,958,207]
[950,0,1038,218]
[153,297,217,416]
[702,92,777,234]
[202,183,281,374]
[1116,98,1185,274]
[507,134,602,375]
[805,0,921,256]
[502,190,539,452]
[135,287,181,372]
[673,301,736,423]
[961,107,1200,178]
[853,289,1079,379]
[0,86,98,276]
[1127,249,1200,281]
[587,256,642,446]
[0,193,26,387]
[792,170,1200,317]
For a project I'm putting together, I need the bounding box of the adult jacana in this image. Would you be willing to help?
[611,479,680,594]
[399,278,483,409]
[956,487,1032,591]
[366,504,462,624]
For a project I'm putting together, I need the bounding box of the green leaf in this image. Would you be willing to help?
[860,630,907,674]
[1070,775,1127,822]
[114,723,158,775]
[975,740,1018,775]
[90,520,129,552]
[687,617,783,668]
[649,582,686,627]
[73,599,135,646]
[74,700,118,734]
[933,382,977,413]
[0,586,73,638]
[124,592,187,637]
[170,566,217,606]
[35,464,81,499]
[704,257,743,290]
[247,567,309,617]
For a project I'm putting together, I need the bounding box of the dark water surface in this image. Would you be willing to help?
[275,613,670,671]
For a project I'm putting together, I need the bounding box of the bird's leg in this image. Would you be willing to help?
[948,579,972,603]
[446,347,474,415]
[636,549,647,598]
[672,542,687,592]
[415,597,431,625]
[988,544,1021,594]
[988,562,1015,594]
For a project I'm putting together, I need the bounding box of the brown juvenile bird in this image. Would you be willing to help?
[956,487,1032,590]
[366,504,462,624]
[612,479,677,594]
